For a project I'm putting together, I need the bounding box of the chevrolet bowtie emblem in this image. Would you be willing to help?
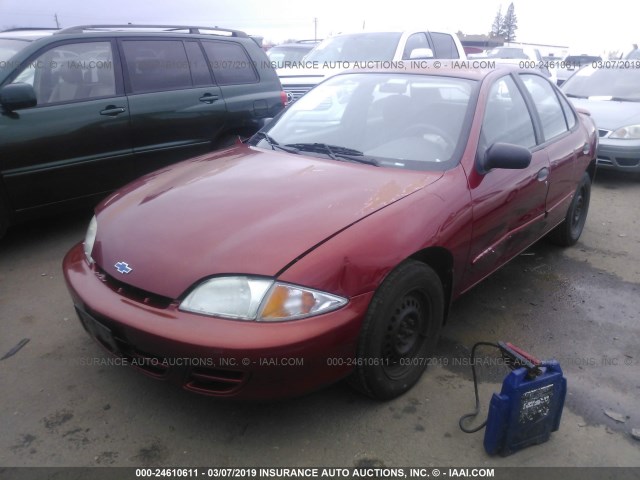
[114,261,132,274]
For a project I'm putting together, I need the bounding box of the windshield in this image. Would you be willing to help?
[251,73,477,171]
[562,66,640,101]
[0,38,31,63]
[267,46,313,68]
[305,33,402,63]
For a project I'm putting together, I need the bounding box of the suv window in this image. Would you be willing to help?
[201,41,258,85]
[430,32,460,59]
[12,41,115,104]
[483,76,536,148]
[122,40,192,93]
[521,74,567,141]
[184,41,213,86]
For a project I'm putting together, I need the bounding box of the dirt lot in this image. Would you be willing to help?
[0,170,638,468]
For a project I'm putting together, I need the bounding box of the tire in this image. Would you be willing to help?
[548,172,591,247]
[349,260,444,400]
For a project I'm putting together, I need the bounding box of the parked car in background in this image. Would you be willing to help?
[277,30,466,102]
[562,65,640,173]
[64,66,596,401]
[480,45,555,82]
[625,44,639,59]
[266,40,320,69]
[0,25,286,238]
[555,54,602,85]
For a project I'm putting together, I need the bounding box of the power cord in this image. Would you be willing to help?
[458,341,500,433]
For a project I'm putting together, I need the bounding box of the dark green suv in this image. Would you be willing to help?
[0,25,285,237]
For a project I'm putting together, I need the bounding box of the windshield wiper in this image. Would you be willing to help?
[254,132,300,154]
[284,143,379,166]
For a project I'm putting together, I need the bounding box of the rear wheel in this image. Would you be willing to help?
[548,172,591,247]
[349,260,444,400]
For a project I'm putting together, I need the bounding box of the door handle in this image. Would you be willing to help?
[100,106,126,116]
[199,94,219,104]
[537,167,549,182]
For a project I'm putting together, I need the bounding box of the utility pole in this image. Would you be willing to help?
[313,17,317,41]
[54,13,60,28]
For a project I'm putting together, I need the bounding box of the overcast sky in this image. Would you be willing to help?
[0,0,636,55]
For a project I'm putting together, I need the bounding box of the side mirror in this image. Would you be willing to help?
[479,142,532,173]
[409,48,434,60]
[0,83,37,111]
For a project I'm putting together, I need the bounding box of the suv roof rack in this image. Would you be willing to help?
[55,24,248,38]
[2,27,60,32]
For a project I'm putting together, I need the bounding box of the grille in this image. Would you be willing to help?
[284,87,311,102]
[596,156,614,166]
[95,267,174,309]
[616,157,640,167]
[598,129,611,138]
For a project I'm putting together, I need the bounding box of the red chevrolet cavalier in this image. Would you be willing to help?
[64,67,597,400]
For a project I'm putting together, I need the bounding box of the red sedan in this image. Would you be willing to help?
[64,67,597,400]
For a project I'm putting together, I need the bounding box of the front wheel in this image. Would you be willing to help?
[548,172,591,247]
[349,260,444,400]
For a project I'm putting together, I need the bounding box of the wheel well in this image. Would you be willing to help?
[409,247,454,322]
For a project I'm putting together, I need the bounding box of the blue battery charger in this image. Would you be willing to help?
[484,361,567,456]
[459,342,567,456]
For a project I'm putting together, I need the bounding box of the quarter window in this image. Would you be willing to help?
[201,41,258,85]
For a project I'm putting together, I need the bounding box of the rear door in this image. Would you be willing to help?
[120,38,228,176]
[1,39,133,212]
[519,73,581,227]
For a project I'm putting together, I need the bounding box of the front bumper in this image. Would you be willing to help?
[63,243,372,399]
[596,138,640,172]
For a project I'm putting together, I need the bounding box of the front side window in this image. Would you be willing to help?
[482,75,536,148]
[12,41,115,105]
[402,33,430,60]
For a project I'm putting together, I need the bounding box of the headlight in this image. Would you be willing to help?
[609,125,640,139]
[83,215,97,264]
[179,276,347,321]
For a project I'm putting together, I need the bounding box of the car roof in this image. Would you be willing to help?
[334,64,524,81]
[0,28,58,41]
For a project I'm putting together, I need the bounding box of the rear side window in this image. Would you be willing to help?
[521,74,568,141]
[430,33,460,59]
[201,41,258,85]
[184,41,212,86]
[121,40,192,93]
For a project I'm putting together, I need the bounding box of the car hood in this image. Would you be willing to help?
[92,145,442,299]
[569,98,640,130]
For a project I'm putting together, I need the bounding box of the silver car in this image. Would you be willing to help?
[562,65,640,173]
